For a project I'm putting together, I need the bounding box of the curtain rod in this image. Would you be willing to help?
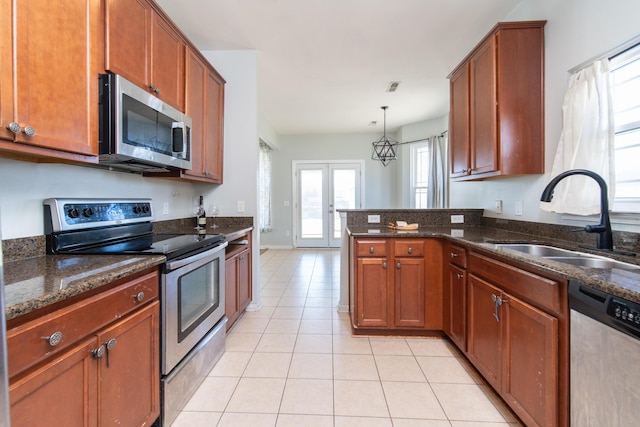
[400,130,448,145]
[569,32,640,74]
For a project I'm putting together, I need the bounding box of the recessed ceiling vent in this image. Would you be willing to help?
[369,120,377,126]
[386,81,401,92]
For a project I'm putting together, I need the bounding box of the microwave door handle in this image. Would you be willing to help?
[171,122,185,154]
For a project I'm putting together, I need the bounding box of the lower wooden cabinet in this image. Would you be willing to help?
[467,251,563,427]
[352,237,442,332]
[444,243,467,351]
[225,235,252,330]
[8,270,161,427]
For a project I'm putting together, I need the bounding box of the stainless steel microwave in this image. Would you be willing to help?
[98,74,192,173]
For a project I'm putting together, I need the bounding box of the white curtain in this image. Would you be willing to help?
[427,134,447,208]
[541,60,615,215]
[259,141,273,232]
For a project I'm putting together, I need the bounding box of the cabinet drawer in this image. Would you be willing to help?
[7,270,159,379]
[468,252,561,313]
[355,239,387,257]
[447,244,467,268]
[394,240,425,257]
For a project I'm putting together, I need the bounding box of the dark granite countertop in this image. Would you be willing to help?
[347,224,640,304]
[3,254,166,321]
[3,220,254,322]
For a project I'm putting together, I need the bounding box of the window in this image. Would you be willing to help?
[410,142,429,208]
[258,141,273,232]
[610,43,640,212]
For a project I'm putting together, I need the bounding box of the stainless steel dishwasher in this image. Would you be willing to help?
[569,280,640,426]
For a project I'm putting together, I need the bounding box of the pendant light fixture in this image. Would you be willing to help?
[371,106,399,166]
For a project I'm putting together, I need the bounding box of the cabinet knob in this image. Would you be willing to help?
[369,247,374,254]
[134,291,145,302]
[7,122,20,134]
[450,252,459,258]
[105,338,117,351]
[92,345,106,360]
[467,168,472,174]
[408,247,413,254]
[456,273,464,280]
[23,125,35,136]
[43,331,63,347]
[396,262,401,269]
[382,262,387,269]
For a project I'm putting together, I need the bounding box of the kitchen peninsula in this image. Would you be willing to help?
[341,208,640,427]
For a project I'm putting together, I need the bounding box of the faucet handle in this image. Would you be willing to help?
[585,224,607,233]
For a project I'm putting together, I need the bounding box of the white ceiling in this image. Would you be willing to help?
[156,0,521,135]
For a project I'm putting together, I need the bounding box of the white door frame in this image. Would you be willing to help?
[292,160,364,248]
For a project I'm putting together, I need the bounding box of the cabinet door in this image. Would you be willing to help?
[150,13,184,110]
[503,294,558,427]
[355,257,390,328]
[97,301,160,427]
[184,48,207,179]
[225,256,239,327]
[394,257,425,328]
[8,0,99,157]
[203,68,225,183]
[105,0,150,91]
[0,0,12,141]
[10,337,98,427]
[449,63,470,178]
[467,274,502,390]
[238,249,252,312]
[183,49,225,183]
[469,36,498,175]
[446,263,467,351]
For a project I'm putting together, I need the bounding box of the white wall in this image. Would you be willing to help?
[449,0,640,232]
[0,159,199,240]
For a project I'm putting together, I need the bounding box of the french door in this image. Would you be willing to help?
[294,161,362,248]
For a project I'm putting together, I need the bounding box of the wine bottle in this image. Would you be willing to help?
[195,195,206,229]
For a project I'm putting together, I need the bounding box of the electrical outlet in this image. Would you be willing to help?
[285,230,290,236]
[495,200,502,214]
[450,215,464,224]
[368,214,381,223]
[162,202,169,215]
[515,201,523,216]
[237,200,245,212]
[283,200,290,207]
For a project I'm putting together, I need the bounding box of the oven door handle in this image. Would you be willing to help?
[166,241,228,271]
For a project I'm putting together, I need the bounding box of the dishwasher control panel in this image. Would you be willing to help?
[608,298,640,332]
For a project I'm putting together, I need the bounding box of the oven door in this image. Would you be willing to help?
[161,242,227,375]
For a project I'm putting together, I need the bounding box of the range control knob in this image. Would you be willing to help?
[82,207,94,218]
[142,205,150,213]
[133,205,142,214]
[67,208,80,219]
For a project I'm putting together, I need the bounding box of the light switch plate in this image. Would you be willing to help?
[237,200,245,213]
[368,214,381,223]
[450,215,464,224]
[515,201,523,216]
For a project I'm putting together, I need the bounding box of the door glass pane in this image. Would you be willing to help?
[333,169,356,239]
[300,169,324,239]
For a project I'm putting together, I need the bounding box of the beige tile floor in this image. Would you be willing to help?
[172,249,523,427]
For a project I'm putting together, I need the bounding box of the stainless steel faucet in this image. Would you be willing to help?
[540,169,613,251]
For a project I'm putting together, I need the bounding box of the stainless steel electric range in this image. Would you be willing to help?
[44,198,228,426]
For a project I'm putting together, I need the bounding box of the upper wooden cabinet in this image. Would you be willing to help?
[105,0,185,111]
[176,48,225,183]
[448,21,546,181]
[0,0,100,162]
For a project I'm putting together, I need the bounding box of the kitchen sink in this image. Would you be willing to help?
[546,256,640,271]
[494,244,586,257]
[493,243,640,271]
